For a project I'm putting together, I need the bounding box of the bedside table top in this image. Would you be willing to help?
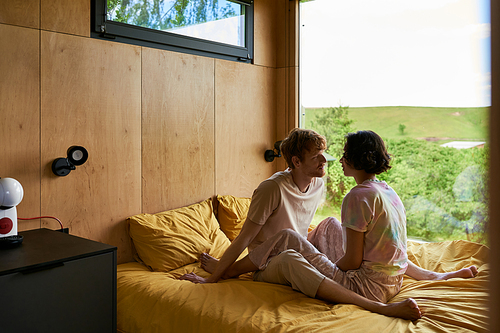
[0,228,116,276]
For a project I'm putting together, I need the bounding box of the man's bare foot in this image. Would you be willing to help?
[382,298,422,321]
[200,253,219,273]
[432,265,478,280]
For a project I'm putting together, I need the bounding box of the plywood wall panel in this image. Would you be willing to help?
[254,0,277,68]
[41,32,141,263]
[41,0,89,37]
[215,60,276,197]
[0,24,40,230]
[142,48,215,214]
[275,0,287,69]
[287,1,299,69]
[276,67,288,171]
[288,66,299,129]
[0,0,39,29]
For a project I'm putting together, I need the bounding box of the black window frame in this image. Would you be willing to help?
[91,0,254,63]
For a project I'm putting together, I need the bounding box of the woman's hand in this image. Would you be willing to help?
[179,272,210,284]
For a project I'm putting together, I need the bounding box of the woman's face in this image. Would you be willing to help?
[340,149,356,177]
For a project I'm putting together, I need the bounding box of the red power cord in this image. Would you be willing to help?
[18,216,64,230]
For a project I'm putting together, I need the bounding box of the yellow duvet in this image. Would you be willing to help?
[117,240,489,333]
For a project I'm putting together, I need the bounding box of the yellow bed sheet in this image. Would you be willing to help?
[117,240,489,333]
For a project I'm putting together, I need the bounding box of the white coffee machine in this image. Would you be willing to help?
[0,178,24,242]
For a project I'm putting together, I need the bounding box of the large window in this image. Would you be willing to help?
[92,0,254,62]
[300,0,490,244]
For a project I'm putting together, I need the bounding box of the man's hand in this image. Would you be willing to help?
[179,272,210,284]
[179,218,262,285]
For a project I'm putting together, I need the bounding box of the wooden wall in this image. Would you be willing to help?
[489,0,500,330]
[0,0,298,263]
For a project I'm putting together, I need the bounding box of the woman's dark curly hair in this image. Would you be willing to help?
[342,130,391,174]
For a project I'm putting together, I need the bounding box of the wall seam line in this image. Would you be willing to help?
[39,0,42,228]
[140,47,143,214]
[213,59,217,196]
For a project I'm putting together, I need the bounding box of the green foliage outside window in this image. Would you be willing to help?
[382,138,488,243]
[107,0,239,31]
[307,106,488,244]
[308,105,356,207]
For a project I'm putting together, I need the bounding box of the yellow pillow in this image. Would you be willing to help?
[308,223,318,233]
[217,195,251,241]
[128,198,231,272]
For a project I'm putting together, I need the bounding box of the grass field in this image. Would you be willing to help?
[303,106,489,143]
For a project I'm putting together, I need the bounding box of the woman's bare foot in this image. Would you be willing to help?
[200,253,219,273]
[382,298,422,321]
[432,265,478,280]
[407,261,479,281]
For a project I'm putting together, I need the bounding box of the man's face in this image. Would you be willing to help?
[297,148,327,178]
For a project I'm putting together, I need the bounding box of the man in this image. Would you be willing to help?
[180,128,475,319]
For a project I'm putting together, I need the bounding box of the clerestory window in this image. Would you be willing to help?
[91,0,254,62]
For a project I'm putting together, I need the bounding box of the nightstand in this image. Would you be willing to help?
[0,228,117,333]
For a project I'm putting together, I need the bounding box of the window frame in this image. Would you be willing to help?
[91,0,254,63]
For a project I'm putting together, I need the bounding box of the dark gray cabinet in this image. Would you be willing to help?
[0,228,117,333]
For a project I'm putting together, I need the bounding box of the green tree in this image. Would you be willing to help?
[107,0,237,30]
[383,138,488,243]
[398,123,406,135]
[309,105,355,206]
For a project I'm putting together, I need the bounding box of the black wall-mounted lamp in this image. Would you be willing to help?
[52,146,89,177]
[264,141,282,162]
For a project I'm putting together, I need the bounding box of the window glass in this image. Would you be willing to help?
[106,0,246,47]
[299,0,490,245]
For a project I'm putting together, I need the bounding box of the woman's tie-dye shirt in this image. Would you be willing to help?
[341,179,408,276]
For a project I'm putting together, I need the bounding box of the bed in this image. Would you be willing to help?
[117,195,489,333]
